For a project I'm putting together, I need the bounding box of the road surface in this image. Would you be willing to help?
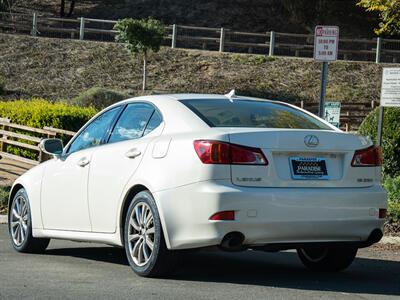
[0,224,399,299]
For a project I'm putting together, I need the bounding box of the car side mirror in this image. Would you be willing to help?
[39,138,64,158]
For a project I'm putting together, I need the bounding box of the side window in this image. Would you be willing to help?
[67,107,120,154]
[108,103,155,144]
[144,110,162,136]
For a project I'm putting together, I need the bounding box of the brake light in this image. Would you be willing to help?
[194,140,268,165]
[209,211,235,221]
[379,209,387,219]
[351,146,383,167]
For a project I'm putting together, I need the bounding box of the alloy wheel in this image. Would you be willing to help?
[127,202,155,266]
[10,195,29,246]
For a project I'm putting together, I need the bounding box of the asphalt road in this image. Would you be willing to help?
[0,224,399,300]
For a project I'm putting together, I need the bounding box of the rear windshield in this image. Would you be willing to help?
[181,99,332,130]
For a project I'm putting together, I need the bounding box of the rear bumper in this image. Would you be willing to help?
[154,180,387,250]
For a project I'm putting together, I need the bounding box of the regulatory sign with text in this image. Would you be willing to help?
[314,25,339,62]
[381,68,400,107]
[324,102,341,127]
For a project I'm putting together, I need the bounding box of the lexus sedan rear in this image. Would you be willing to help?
[8,93,387,277]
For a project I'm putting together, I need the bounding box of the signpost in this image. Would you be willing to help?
[314,25,339,118]
[324,102,341,128]
[377,68,400,145]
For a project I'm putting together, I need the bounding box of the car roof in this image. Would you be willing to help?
[118,93,276,104]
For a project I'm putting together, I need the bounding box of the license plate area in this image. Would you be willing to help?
[289,157,328,180]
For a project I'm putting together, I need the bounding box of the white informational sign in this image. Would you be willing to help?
[381,68,400,107]
[324,102,341,127]
[314,25,339,62]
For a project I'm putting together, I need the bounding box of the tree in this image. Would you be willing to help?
[114,18,165,91]
[357,0,400,35]
[60,0,76,17]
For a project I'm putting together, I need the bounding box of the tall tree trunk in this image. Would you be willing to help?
[60,0,65,17]
[67,0,75,17]
[142,52,147,91]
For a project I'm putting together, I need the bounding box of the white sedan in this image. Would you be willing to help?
[8,93,387,277]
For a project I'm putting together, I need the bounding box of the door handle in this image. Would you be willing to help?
[77,157,90,167]
[125,148,141,159]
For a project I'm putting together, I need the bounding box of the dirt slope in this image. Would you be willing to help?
[0,33,392,104]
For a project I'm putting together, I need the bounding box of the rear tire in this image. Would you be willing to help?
[124,190,176,277]
[297,246,357,272]
[8,188,50,253]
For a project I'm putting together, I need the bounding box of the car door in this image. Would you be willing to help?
[88,102,163,233]
[41,106,122,231]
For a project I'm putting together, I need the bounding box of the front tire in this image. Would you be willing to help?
[8,188,50,253]
[124,190,176,277]
[297,245,358,272]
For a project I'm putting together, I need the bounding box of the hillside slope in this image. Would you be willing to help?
[11,0,377,37]
[0,33,390,104]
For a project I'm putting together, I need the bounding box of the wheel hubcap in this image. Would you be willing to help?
[127,202,155,266]
[10,195,29,247]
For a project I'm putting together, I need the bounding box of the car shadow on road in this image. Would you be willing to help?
[45,246,400,296]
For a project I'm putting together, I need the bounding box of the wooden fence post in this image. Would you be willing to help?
[269,31,275,57]
[171,24,177,48]
[31,12,38,36]
[375,37,382,64]
[219,27,225,52]
[79,17,85,40]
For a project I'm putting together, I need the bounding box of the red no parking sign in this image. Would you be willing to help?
[314,25,339,62]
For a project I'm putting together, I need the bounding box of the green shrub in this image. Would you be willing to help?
[0,186,10,211]
[384,176,400,222]
[0,99,96,159]
[71,87,127,110]
[358,107,400,178]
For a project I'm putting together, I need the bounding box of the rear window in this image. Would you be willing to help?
[181,99,332,130]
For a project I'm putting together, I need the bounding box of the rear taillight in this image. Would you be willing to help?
[194,140,268,165]
[209,211,235,221]
[351,146,383,167]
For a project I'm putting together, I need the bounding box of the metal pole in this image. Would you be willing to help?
[171,24,177,48]
[318,61,329,118]
[142,54,147,91]
[377,106,384,146]
[375,37,382,64]
[219,27,225,52]
[32,13,37,36]
[79,17,85,40]
[269,31,275,57]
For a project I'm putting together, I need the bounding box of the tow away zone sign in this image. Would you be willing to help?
[381,68,400,107]
[314,25,339,62]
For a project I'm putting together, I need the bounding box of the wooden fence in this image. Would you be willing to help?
[0,118,75,165]
[0,12,399,63]
[298,100,377,132]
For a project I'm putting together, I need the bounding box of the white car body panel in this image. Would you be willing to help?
[41,147,95,231]
[9,94,387,250]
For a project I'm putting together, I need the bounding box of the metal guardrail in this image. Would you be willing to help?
[0,12,399,63]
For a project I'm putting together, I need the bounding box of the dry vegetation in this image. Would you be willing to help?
[0,33,392,103]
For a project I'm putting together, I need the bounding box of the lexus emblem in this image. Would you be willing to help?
[304,135,319,147]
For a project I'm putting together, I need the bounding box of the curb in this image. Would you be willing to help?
[0,213,399,245]
[380,236,400,245]
[0,214,7,224]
